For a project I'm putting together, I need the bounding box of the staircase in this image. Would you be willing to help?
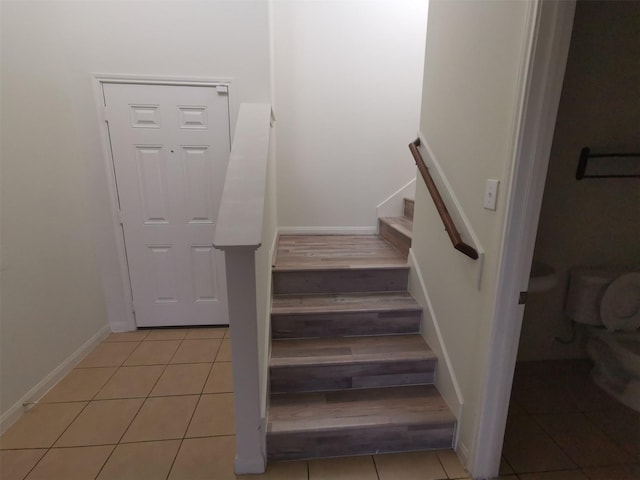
[266,199,456,461]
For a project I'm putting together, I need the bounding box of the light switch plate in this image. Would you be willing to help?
[484,179,499,210]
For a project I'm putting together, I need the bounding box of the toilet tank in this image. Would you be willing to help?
[565,267,626,326]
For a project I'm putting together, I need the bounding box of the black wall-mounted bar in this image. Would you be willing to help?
[576,147,640,180]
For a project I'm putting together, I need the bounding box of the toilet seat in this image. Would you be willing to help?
[600,272,640,331]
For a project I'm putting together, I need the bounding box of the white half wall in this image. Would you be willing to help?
[1,0,270,420]
[273,0,428,228]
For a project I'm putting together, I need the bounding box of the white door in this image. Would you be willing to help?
[103,83,230,327]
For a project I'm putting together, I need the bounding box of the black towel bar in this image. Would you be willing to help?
[576,147,640,180]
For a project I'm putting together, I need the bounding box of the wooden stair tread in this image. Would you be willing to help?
[272,292,421,315]
[274,235,407,270]
[268,385,454,434]
[270,334,434,367]
[379,216,413,238]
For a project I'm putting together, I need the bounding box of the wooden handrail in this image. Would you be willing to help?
[409,138,478,260]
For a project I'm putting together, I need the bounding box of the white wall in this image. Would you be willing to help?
[273,0,428,229]
[409,0,531,464]
[0,0,271,420]
[518,0,640,361]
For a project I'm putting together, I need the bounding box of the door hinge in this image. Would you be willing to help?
[518,291,528,305]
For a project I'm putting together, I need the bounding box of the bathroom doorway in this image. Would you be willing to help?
[501,1,640,476]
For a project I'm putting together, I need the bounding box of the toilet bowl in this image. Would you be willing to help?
[565,267,640,412]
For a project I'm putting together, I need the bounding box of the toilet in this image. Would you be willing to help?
[565,267,640,412]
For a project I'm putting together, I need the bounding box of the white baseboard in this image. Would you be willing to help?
[407,249,464,423]
[278,226,377,235]
[0,324,111,435]
[376,178,416,221]
[457,441,470,471]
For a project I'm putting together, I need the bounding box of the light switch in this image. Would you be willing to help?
[484,179,499,210]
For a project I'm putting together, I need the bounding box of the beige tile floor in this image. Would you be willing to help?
[0,333,637,480]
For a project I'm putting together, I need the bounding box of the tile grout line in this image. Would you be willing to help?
[6,329,232,479]
[93,332,186,479]
[87,335,158,480]
[200,339,225,395]
[372,454,381,480]
[434,451,449,479]
[182,394,204,442]
[20,362,127,478]
[179,335,223,443]
[91,399,145,479]
[145,335,186,397]
[73,348,136,480]
[526,411,582,473]
[150,333,191,480]
[165,387,203,480]
[501,456,516,477]
[509,403,634,476]
[165,438,183,480]
[1,336,143,480]
[0,329,222,480]
[13,448,47,480]
[49,337,144,447]
[580,408,635,460]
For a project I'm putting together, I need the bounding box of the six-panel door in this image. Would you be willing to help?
[103,83,230,327]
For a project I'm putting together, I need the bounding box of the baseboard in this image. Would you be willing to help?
[457,441,470,470]
[0,324,111,435]
[407,249,464,422]
[278,226,377,235]
[376,178,416,221]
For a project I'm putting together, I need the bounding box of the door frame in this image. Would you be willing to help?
[91,74,235,332]
[467,1,576,477]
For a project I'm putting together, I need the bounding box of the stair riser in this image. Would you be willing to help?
[270,359,435,393]
[271,310,421,339]
[404,198,414,220]
[378,221,411,257]
[267,424,455,461]
[273,268,409,295]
